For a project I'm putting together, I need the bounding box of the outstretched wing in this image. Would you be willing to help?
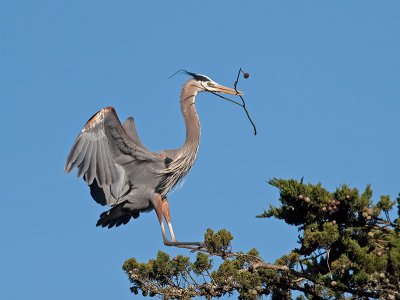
[65,107,163,205]
[122,116,149,151]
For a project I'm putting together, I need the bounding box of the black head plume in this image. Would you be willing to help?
[169,69,212,82]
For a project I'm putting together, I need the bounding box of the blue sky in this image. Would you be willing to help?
[1,1,399,299]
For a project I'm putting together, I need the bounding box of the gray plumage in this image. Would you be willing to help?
[65,72,242,247]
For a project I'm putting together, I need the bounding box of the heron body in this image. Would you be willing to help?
[65,72,242,247]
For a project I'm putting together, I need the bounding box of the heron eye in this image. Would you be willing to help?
[206,82,213,87]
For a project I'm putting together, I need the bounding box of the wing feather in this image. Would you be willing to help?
[122,117,149,151]
[74,139,90,174]
[78,140,93,177]
[65,106,164,206]
[86,141,97,184]
[105,147,117,183]
[96,140,107,186]
[65,137,86,171]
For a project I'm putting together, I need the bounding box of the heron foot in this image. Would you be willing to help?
[190,243,207,253]
[163,240,206,252]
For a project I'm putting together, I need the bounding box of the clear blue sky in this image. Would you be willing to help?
[1,1,399,299]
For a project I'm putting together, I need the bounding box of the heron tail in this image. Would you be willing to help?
[96,203,139,228]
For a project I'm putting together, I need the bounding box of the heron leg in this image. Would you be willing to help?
[161,198,177,242]
[154,193,205,250]
[155,193,170,244]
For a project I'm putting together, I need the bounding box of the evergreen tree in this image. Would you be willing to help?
[123,179,400,299]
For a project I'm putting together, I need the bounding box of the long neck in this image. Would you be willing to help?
[180,79,201,152]
[158,80,201,197]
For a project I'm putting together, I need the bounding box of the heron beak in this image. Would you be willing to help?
[210,82,244,96]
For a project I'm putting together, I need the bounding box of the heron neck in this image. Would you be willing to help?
[180,80,201,151]
[157,80,201,197]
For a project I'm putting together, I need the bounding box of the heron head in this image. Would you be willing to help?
[185,71,243,96]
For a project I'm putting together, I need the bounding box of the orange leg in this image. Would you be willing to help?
[154,193,205,250]
[162,198,177,242]
[155,193,169,243]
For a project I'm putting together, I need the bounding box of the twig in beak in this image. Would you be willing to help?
[210,68,257,135]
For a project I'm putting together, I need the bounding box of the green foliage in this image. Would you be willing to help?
[204,229,233,255]
[258,179,400,298]
[275,251,300,269]
[377,195,395,211]
[193,252,212,275]
[303,221,339,249]
[123,179,400,299]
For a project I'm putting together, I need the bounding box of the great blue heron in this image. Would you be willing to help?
[65,71,243,249]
